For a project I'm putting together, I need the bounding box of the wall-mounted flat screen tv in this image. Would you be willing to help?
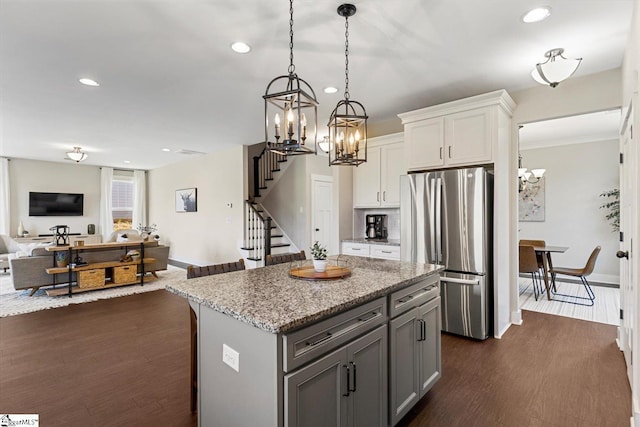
[29,192,84,216]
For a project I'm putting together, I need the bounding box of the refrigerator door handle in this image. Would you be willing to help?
[442,277,480,286]
[435,177,442,264]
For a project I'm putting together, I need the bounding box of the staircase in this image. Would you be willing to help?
[241,148,298,268]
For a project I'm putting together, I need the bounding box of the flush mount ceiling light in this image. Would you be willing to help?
[78,78,99,87]
[231,42,251,54]
[65,146,88,162]
[318,136,333,153]
[323,86,339,94]
[327,3,368,166]
[522,7,551,23]
[263,0,318,156]
[531,48,582,88]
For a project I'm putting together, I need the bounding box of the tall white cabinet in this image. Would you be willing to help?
[353,133,405,208]
[399,90,515,172]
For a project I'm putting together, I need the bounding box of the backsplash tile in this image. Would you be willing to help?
[353,208,400,240]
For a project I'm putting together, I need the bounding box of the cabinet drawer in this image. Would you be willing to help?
[282,297,387,372]
[370,245,400,260]
[341,242,370,257]
[388,275,439,319]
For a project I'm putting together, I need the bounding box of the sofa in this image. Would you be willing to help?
[0,234,21,273]
[9,241,170,295]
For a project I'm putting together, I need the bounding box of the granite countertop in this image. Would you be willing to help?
[341,238,401,246]
[166,255,443,334]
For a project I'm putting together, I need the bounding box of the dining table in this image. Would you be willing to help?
[531,245,569,300]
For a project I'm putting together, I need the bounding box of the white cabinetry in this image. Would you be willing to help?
[341,242,400,260]
[399,90,515,172]
[353,133,404,208]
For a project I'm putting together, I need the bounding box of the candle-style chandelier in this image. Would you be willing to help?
[327,3,368,166]
[263,0,318,156]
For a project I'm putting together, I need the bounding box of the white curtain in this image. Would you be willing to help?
[99,167,114,241]
[132,170,146,229]
[0,158,9,235]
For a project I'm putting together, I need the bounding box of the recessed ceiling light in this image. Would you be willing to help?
[522,7,551,23]
[231,42,251,54]
[323,86,339,94]
[123,160,131,164]
[162,148,171,152]
[79,78,100,87]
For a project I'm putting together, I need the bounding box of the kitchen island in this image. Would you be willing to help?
[167,256,444,427]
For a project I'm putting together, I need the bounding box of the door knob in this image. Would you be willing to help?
[315,228,320,232]
[616,250,629,259]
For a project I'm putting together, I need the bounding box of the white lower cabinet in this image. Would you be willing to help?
[284,325,388,427]
[341,242,400,260]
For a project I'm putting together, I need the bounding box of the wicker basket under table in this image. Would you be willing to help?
[78,269,106,289]
[113,265,137,284]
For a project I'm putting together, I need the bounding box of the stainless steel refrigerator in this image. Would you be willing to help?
[400,167,493,340]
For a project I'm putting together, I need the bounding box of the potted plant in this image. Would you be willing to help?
[599,189,620,232]
[310,241,328,273]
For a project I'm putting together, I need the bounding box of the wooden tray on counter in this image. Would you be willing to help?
[289,265,351,281]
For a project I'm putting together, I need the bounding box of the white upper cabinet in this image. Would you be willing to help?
[399,90,515,172]
[353,133,405,208]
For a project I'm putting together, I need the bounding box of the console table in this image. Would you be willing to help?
[45,241,156,297]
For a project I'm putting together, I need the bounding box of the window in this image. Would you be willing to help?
[112,176,133,231]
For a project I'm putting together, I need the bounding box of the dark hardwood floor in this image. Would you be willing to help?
[0,292,631,426]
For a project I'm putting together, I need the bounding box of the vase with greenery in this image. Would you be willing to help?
[599,188,620,232]
[310,241,328,273]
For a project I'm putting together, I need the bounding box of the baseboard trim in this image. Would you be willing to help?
[511,310,523,326]
[494,322,511,339]
[168,258,190,270]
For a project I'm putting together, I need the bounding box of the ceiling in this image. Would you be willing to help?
[0,0,634,170]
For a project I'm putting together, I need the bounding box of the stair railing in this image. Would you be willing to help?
[244,201,272,262]
[253,148,285,199]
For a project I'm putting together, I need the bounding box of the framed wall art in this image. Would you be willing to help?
[519,178,545,222]
[176,188,197,213]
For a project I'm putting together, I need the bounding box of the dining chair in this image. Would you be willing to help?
[265,250,306,266]
[519,245,544,300]
[187,258,245,279]
[519,239,554,290]
[549,246,601,306]
[186,258,246,414]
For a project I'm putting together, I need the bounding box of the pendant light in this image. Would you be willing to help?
[517,125,545,192]
[263,0,318,156]
[531,48,582,88]
[327,3,368,166]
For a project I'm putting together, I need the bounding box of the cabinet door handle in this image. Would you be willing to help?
[439,147,443,159]
[382,250,392,254]
[422,319,426,341]
[417,319,426,341]
[343,364,350,396]
[349,361,357,392]
[357,312,378,322]
[383,191,386,201]
[351,248,361,251]
[448,146,452,158]
[377,192,380,202]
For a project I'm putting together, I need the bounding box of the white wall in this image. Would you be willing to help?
[147,145,246,266]
[8,159,101,237]
[518,139,620,284]
[262,153,332,254]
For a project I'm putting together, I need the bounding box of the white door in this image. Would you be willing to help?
[312,175,333,255]
[619,104,636,385]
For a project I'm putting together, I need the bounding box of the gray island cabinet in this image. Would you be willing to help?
[166,256,443,427]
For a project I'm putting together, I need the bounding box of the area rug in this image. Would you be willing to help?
[519,277,619,326]
[0,265,186,317]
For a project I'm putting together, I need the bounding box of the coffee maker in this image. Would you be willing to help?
[365,215,387,240]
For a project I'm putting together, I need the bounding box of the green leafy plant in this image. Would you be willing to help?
[599,189,620,232]
[310,241,328,260]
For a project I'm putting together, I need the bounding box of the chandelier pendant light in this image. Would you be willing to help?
[263,0,318,156]
[66,146,88,162]
[531,48,582,88]
[327,3,368,166]
[517,126,545,193]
